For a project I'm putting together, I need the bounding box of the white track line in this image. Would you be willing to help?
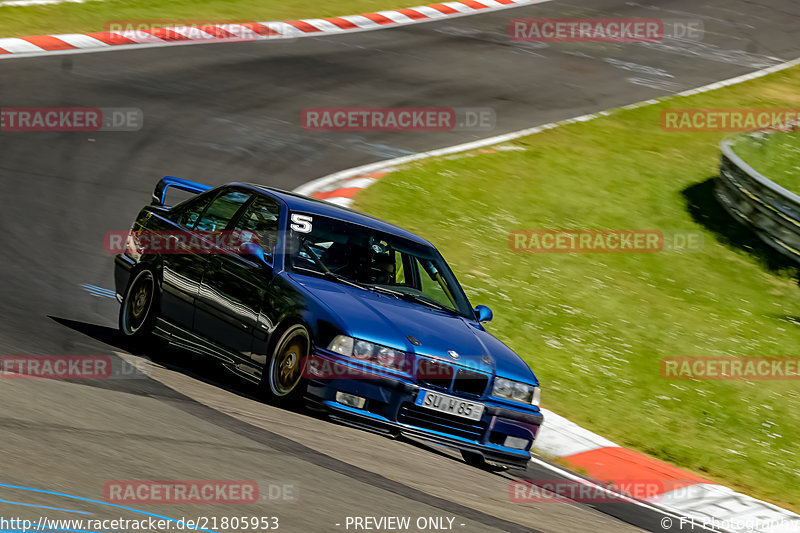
[294,57,800,196]
[0,0,554,60]
[527,456,730,533]
[293,56,800,533]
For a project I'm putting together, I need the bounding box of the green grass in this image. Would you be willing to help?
[354,67,800,511]
[0,0,414,38]
[733,131,800,194]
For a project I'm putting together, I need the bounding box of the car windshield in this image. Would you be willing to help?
[286,212,473,318]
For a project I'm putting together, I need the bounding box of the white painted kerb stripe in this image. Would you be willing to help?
[55,33,109,48]
[0,37,44,52]
[533,408,619,457]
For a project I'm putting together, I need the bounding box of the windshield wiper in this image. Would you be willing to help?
[364,285,404,297]
[322,271,369,290]
[295,261,452,313]
[365,285,452,312]
[399,293,451,312]
[293,266,368,290]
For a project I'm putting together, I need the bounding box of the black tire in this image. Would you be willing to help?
[261,324,310,406]
[461,450,488,468]
[119,268,157,340]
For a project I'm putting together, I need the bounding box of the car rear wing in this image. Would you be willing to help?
[152,176,213,206]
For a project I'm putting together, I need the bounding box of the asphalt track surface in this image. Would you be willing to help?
[1,0,799,531]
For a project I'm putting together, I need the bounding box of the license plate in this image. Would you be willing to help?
[415,389,484,421]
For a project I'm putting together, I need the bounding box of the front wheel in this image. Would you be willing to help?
[119,268,157,339]
[262,324,310,406]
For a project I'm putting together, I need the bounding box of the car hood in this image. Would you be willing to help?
[290,273,537,384]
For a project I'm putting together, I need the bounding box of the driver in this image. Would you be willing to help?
[364,251,395,285]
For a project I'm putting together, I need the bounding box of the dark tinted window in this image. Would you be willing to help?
[177,194,212,229]
[195,190,251,232]
[286,213,473,317]
[234,196,282,254]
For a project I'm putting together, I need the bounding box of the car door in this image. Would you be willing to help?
[158,191,214,330]
[194,193,282,374]
[161,188,252,332]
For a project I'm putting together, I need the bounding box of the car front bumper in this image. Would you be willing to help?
[305,349,543,467]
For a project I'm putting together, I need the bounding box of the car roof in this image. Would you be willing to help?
[231,182,434,247]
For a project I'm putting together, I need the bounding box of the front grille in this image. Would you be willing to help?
[416,357,489,398]
[397,403,487,441]
[453,368,489,397]
[417,359,454,390]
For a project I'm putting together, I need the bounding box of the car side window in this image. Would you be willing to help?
[195,190,251,232]
[177,194,212,229]
[414,258,455,310]
[235,196,282,254]
[394,251,409,285]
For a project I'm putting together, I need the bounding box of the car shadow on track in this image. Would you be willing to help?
[47,315,321,414]
[46,315,482,469]
[45,316,705,533]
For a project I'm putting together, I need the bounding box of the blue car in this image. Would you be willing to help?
[115,177,543,467]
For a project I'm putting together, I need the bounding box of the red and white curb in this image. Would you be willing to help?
[294,57,800,532]
[297,172,390,207]
[0,0,545,58]
[533,412,799,533]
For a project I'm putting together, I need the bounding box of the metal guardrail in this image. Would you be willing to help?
[715,138,800,261]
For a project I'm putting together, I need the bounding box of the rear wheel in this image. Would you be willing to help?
[119,269,157,340]
[262,324,310,406]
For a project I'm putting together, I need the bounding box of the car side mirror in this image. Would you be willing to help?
[474,305,493,323]
[240,242,272,267]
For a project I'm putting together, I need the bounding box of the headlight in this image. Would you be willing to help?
[376,346,401,367]
[511,381,532,402]
[328,335,353,356]
[327,335,407,371]
[353,339,374,360]
[494,377,514,397]
[493,377,539,405]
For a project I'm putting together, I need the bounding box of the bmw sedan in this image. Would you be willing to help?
[114,177,543,467]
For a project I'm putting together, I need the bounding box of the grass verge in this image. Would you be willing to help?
[354,66,800,511]
[0,0,416,38]
[733,130,800,193]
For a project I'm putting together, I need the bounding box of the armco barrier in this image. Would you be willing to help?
[715,138,800,261]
